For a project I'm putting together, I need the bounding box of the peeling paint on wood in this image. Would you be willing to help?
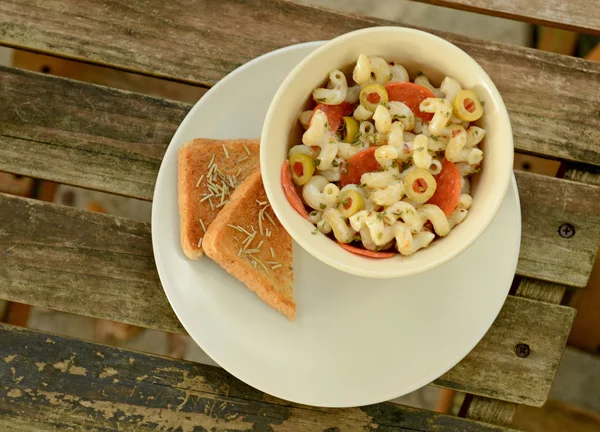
[0,323,514,431]
[0,191,582,404]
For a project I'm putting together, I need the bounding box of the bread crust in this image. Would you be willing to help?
[203,169,295,320]
[178,138,259,259]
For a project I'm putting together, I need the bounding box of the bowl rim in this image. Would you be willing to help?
[261,26,514,279]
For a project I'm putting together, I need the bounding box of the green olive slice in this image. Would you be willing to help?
[359,83,389,112]
[342,116,359,143]
[453,89,484,122]
[338,189,366,218]
[403,168,437,202]
[289,153,315,186]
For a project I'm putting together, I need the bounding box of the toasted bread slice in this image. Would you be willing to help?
[203,169,295,320]
[178,138,259,259]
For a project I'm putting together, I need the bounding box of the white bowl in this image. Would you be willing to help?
[261,27,513,279]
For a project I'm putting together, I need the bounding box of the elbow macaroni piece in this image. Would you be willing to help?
[448,208,468,230]
[312,70,348,105]
[374,145,398,167]
[345,84,361,104]
[440,77,462,104]
[456,162,478,177]
[384,201,422,232]
[389,63,409,82]
[445,125,467,163]
[368,56,392,85]
[320,165,342,182]
[337,141,366,159]
[412,134,432,170]
[387,121,405,154]
[302,175,340,210]
[420,98,452,135]
[417,204,450,236]
[298,110,313,129]
[457,194,473,210]
[394,227,436,256]
[371,181,404,206]
[353,54,371,85]
[316,138,340,170]
[349,210,395,246]
[466,126,486,147]
[302,110,329,147]
[427,159,442,175]
[414,75,444,98]
[317,218,332,234]
[354,104,374,121]
[373,105,392,133]
[323,208,356,243]
[388,101,415,131]
[361,170,399,189]
[288,144,317,159]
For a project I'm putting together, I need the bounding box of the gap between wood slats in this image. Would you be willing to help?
[0,1,599,168]
[409,0,600,36]
[0,323,515,431]
[0,192,578,406]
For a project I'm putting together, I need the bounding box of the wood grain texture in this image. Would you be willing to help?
[464,397,517,427]
[515,172,600,288]
[565,165,600,187]
[0,323,515,432]
[435,295,575,406]
[0,0,599,167]
[409,0,600,35]
[0,193,576,405]
[516,279,566,304]
[0,66,189,201]
[2,66,600,208]
[0,193,183,334]
[2,67,600,284]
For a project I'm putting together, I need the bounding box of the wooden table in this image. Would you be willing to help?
[1,1,599,430]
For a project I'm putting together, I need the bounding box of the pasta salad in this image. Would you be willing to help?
[281,54,485,258]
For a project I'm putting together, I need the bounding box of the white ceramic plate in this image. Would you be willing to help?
[152,42,521,407]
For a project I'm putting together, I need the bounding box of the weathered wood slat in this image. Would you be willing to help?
[435,296,575,406]
[1,71,600,287]
[0,324,514,432]
[409,0,600,35]
[516,173,600,287]
[565,165,600,187]
[516,279,566,304]
[0,66,189,201]
[2,65,600,206]
[462,397,517,427]
[0,193,577,405]
[0,193,184,334]
[1,1,599,167]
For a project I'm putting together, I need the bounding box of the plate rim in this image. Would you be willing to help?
[151,41,522,407]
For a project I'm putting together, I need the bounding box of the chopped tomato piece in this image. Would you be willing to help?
[426,159,461,216]
[384,82,435,122]
[308,102,353,132]
[281,160,310,220]
[340,147,380,187]
[338,242,396,258]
